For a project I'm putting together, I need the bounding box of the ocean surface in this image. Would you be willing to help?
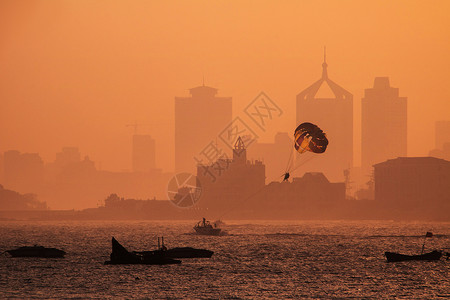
[0,220,449,299]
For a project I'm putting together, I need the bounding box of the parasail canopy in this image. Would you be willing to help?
[294,122,328,154]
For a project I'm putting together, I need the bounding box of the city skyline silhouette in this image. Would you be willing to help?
[1,1,449,174]
[1,1,450,212]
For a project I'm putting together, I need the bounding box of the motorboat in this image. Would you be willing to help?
[6,245,66,258]
[104,237,181,265]
[194,218,222,236]
[149,237,213,258]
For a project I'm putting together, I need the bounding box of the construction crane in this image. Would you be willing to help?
[126,121,149,135]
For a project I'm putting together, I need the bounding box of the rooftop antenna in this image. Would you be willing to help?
[322,45,328,79]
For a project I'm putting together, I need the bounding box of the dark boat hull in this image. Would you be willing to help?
[166,247,214,258]
[385,250,442,262]
[140,247,214,259]
[104,237,181,265]
[104,258,181,265]
[7,247,66,258]
[194,227,222,236]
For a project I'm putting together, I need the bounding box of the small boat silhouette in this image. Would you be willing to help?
[6,245,66,258]
[384,232,443,262]
[149,237,213,258]
[104,237,181,265]
[193,218,222,236]
[385,250,442,262]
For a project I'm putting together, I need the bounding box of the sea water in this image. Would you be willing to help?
[0,220,449,299]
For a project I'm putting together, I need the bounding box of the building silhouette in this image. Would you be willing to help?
[132,134,156,172]
[0,153,3,184]
[196,137,265,211]
[429,121,450,161]
[429,143,450,161]
[374,157,450,207]
[362,77,407,175]
[3,150,44,193]
[296,51,353,181]
[175,84,232,173]
[196,136,348,217]
[0,146,171,210]
[55,147,81,168]
[0,184,47,211]
[259,172,346,218]
[435,120,450,149]
[247,132,292,182]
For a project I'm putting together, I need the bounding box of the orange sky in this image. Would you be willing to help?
[1,0,449,172]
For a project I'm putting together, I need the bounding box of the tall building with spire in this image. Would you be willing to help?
[296,50,353,181]
[175,84,232,173]
[361,77,407,175]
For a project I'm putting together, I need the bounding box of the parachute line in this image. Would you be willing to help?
[284,141,295,173]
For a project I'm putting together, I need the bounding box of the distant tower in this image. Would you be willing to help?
[175,84,232,172]
[296,49,353,181]
[361,77,407,175]
[435,121,450,150]
[233,136,247,164]
[132,135,156,172]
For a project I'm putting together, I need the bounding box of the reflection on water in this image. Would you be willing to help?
[0,220,449,298]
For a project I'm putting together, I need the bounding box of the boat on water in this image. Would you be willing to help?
[384,231,444,262]
[6,245,66,258]
[385,250,442,262]
[104,237,181,265]
[163,247,213,258]
[194,218,222,236]
[148,237,213,258]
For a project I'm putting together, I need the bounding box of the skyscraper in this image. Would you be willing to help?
[296,51,353,181]
[132,135,156,172]
[175,84,232,173]
[435,120,450,150]
[361,77,407,174]
[429,121,450,161]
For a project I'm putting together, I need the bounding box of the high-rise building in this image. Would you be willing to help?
[429,121,450,161]
[0,153,3,184]
[361,77,407,174]
[175,84,232,173]
[296,52,353,181]
[132,135,156,172]
[435,121,450,150]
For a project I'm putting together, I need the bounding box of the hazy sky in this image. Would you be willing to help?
[1,0,449,172]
